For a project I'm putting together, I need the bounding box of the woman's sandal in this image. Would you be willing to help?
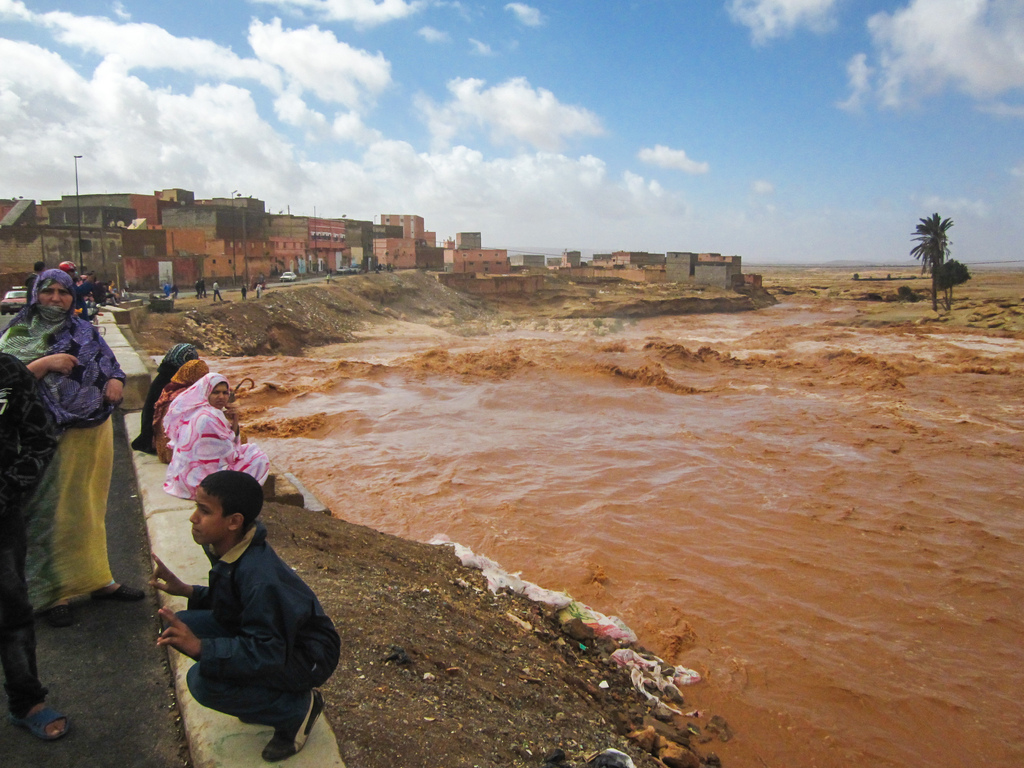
[9,707,70,740]
[90,585,146,602]
[45,604,73,628]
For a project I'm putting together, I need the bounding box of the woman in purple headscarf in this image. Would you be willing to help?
[0,269,144,627]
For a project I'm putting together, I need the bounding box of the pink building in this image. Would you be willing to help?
[443,247,509,274]
[380,214,436,247]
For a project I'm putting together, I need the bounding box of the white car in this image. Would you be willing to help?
[1,289,27,314]
[279,271,298,282]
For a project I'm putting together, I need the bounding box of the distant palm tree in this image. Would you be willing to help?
[910,213,953,311]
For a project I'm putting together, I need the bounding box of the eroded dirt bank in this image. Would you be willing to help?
[138,271,774,356]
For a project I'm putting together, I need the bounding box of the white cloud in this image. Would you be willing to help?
[248,18,391,108]
[727,0,838,43]
[248,0,424,27]
[331,111,382,144]
[468,38,494,56]
[273,91,329,132]
[505,2,544,27]
[0,0,33,21]
[418,77,604,151]
[112,1,130,21]
[0,38,300,197]
[752,179,775,194]
[637,145,709,175]
[864,0,1024,107]
[24,8,283,89]
[1011,163,1024,178]
[838,52,872,112]
[418,26,449,43]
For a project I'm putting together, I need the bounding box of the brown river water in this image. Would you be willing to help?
[215,301,1024,768]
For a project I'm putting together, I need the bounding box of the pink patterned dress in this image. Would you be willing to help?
[162,373,270,499]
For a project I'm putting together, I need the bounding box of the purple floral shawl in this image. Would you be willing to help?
[0,269,125,432]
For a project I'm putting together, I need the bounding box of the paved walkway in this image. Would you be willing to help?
[0,413,186,768]
[2,310,344,767]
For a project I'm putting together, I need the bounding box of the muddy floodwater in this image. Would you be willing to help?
[217,299,1024,768]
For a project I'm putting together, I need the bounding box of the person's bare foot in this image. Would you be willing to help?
[26,703,67,738]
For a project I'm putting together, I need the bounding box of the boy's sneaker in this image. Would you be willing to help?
[262,690,324,763]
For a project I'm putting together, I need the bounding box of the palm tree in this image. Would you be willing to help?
[910,213,953,311]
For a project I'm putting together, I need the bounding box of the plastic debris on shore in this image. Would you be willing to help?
[585,748,636,767]
[609,648,702,718]
[430,535,637,643]
[557,601,638,644]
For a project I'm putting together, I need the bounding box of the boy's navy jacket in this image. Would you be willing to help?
[188,521,340,684]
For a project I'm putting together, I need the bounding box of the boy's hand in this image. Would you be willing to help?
[150,553,193,598]
[157,607,202,659]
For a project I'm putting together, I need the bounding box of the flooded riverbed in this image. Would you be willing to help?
[217,300,1024,768]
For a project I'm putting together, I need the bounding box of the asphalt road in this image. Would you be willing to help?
[0,412,188,768]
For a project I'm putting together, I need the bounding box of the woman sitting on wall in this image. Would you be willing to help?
[131,343,199,454]
[152,359,210,464]
[163,373,270,499]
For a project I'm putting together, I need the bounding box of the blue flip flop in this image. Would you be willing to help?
[9,707,70,740]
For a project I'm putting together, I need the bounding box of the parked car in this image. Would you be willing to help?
[279,271,298,282]
[1,289,27,314]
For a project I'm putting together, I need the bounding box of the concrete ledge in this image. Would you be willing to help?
[98,315,151,411]
[122,413,346,768]
[264,469,306,508]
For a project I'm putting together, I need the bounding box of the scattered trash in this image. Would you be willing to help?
[541,747,568,766]
[598,680,610,689]
[558,601,638,644]
[684,709,703,718]
[382,644,411,665]
[609,648,701,716]
[505,611,534,632]
[585,748,635,768]
[422,672,436,682]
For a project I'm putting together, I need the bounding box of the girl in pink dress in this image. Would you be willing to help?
[163,373,270,499]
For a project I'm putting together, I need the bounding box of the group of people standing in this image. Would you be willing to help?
[0,268,138,741]
[1,272,333,760]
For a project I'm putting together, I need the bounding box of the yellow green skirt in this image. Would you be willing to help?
[24,418,115,609]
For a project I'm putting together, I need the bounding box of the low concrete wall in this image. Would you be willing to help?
[435,273,544,295]
[564,267,668,284]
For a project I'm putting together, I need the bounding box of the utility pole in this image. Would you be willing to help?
[239,193,248,287]
[74,155,84,271]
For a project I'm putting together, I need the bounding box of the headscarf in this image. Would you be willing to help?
[170,358,209,387]
[131,342,199,453]
[163,372,229,443]
[0,269,125,432]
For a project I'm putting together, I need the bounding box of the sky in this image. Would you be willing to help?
[1,0,1022,264]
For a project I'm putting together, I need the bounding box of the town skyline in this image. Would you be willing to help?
[1,1,1022,265]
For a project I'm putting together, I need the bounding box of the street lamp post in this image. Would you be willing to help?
[74,155,84,271]
[229,190,238,286]
[236,193,248,287]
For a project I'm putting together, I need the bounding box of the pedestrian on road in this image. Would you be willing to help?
[240,284,247,301]
[194,279,201,299]
[212,282,223,302]
[0,352,67,741]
